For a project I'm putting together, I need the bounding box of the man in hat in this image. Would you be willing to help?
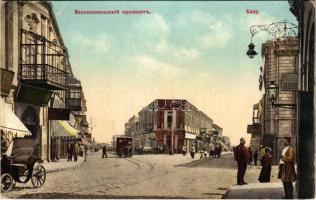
[235,137,249,185]
[279,137,296,199]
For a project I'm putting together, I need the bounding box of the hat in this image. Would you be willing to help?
[265,147,272,152]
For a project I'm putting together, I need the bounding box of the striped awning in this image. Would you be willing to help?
[52,120,79,138]
[0,98,31,137]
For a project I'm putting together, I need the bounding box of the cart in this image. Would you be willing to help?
[1,138,46,192]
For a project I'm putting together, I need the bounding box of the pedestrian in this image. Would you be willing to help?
[214,145,218,158]
[217,145,222,158]
[182,145,186,156]
[199,149,206,160]
[190,144,195,159]
[124,145,129,158]
[129,145,133,157]
[258,144,266,166]
[159,145,163,154]
[279,137,296,199]
[80,144,84,157]
[258,147,272,183]
[84,144,88,162]
[209,147,213,158]
[67,142,73,162]
[73,141,80,162]
[248,147,253,164]
[253,150,259,166]
[235,138,249,185]
[102,145,108,158]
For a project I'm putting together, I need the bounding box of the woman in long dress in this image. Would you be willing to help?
[258,147,272,183]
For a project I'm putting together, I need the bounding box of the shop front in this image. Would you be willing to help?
[184,132,196,153]
[51,120,79,160]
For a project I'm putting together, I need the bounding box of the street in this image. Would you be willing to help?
[2,152,279,199]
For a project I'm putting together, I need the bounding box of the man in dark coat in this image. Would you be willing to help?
[235,138,249,185]
[253,150,259,166]
[102,145,108,158]
[248,147,253,164]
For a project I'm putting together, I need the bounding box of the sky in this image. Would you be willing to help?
[52,1,297,145]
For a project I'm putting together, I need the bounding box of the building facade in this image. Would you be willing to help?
[262,38,299,164]
[247,38,299,164]
[124,99,225,154]
[0,1,90,162]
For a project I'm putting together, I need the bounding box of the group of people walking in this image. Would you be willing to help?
[67,141,84,162]
[234,137,296,199]
[181,144,222,159]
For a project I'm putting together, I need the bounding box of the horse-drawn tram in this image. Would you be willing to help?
[1,138,46,192]
[114,135,133,158]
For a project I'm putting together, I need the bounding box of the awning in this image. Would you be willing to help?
[0,98,31,137]
[51,120,79,138]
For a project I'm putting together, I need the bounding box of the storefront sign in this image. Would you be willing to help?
[1,69,14,96]
[185,132,196,139]
[281,73,298,91]
[48,108,70,120]
[247,124,262,134]
[275,49,299,56]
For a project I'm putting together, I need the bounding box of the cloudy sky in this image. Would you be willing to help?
[52,1,297,145]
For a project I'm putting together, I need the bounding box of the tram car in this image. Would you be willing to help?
[115,136,133,158]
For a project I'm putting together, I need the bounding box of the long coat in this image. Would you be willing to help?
[281,145,297,182]
[235,144,249,164]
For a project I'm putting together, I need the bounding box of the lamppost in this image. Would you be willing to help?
[267,81,296,109]
[246,21,298,59]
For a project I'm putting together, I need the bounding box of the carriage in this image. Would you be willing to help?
[1,138,46,192]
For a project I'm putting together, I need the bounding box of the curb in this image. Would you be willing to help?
[45,159,85,174]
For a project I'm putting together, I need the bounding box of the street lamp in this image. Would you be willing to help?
[267,81,278,102]
[246,42,258,58]
[267,81,296,109]
[246,21,298,59]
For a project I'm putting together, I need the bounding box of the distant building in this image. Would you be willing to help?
[124,99,225,153]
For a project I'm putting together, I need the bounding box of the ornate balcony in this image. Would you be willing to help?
[20,29,68,90]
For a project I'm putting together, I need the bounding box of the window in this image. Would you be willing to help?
[167,111,173,128]
[24,38,36,64]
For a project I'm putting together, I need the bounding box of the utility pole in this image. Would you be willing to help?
[171,106,176,155]
[90,117,96,152]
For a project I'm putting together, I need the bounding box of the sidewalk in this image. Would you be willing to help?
[43,156,85,173]
[222,182,296,199]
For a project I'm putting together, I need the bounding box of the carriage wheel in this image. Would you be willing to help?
[31,164,46,188]
[1,173,13,192]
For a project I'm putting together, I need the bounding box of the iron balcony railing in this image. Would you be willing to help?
[21,64,67,88]
[20,29,68,90]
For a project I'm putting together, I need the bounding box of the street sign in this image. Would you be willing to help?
[247,124,262,134]
[281,73,298,91]
[48,108,70,120]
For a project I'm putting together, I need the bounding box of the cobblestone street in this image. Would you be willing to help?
[2,152,280,199]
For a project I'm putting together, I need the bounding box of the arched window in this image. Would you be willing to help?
[22,106,38,126]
